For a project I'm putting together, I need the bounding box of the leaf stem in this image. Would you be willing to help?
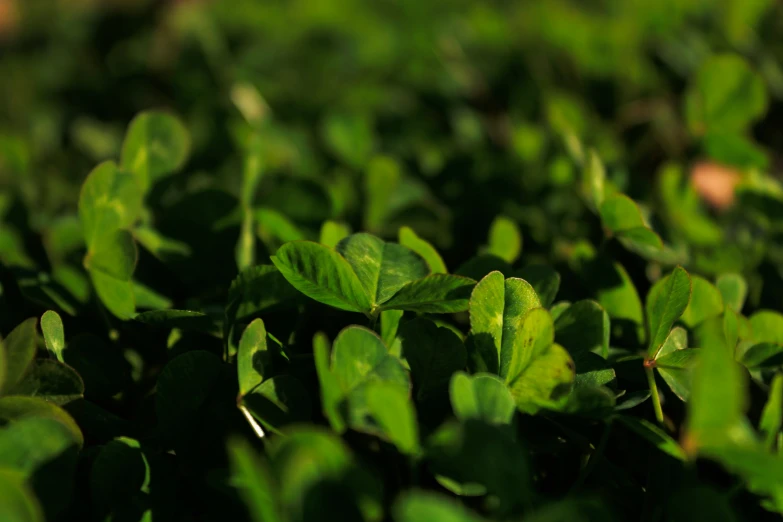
[645,366,664,425]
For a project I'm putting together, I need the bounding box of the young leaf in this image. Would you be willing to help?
[41,311,65,363]
[399,318,466,402]
[336,233,429,307]
[271,240,372,313]
[366,381,420,455]
[486,217,522,264]
[554,300,610,358]
[227,437,282,522]
[399,226,447,274]
[681,276,724,328]
[238,319,268,397]
[716,273,748,312]
[379,274,476,314]
[120,111,190,192]
[646,267,692,357]
[449,372,515,425]
[1,318,37,395]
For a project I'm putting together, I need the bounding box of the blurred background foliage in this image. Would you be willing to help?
[2,0,783,321]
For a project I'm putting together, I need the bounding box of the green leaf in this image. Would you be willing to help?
[681,276,724,328]
[656,349,700,402]
[1,318,37,395]
[120,111,190,192]
[227,264,300,321]
[393,491,485,522]
[646,267,692,357]
[515,264,560,308]
[554,300,610,358]
[381,309,404,347]
[256,207,306,251]
[686,338,748,452]
[313,332,344,433]
[760,373,783,450]
[740,343,783,369]
[449,372,515,425]
[508,342,574,414]
[323,112,376,170]
[8,359,84,405]
[271,240,371,313]
[724,308,740,354]
[399,318,466,402]
[399,226,447,274]
[269,427,382,522]
[506,308,555,383]
[615,416,686,461]
[336,233,429,307]
[426,419,531,512]
[319,220,351,249]
[363,155,400,232]
[0,397,83,444]
[716,273,748,312]
[84,229,138,281]
[155,350,222,440]
[379,274,476,313]
[89,270,135,320]
[685,54,767,136]
[366,381,420,455]
[749,310,783,344]
[134,309,218,334]
[467,272,541,375]
[78,161,142,250]
[242,375,312,434]
[227,436,282,522]
[40,311,64,363]
[599,194,646,231]
[0,415,80,475]
[237,319,268,397]
[657,326,688,358]
[0,469,44,522]
[486,216,522,264]
[89,437,151,519]
[582,149,606,212]
[327,326,409,432]
[572,351,616,389]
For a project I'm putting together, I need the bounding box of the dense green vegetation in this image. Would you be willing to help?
[2,1,783,520]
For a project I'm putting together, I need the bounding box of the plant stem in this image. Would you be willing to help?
[645,366,664,425]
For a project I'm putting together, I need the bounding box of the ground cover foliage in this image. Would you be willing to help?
[3,1,783,521]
